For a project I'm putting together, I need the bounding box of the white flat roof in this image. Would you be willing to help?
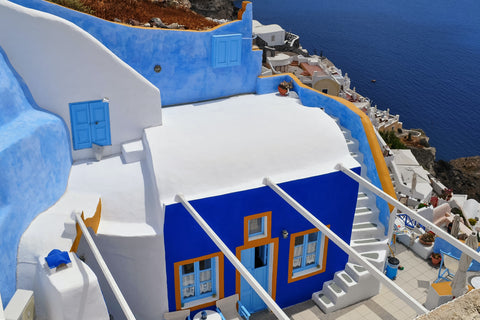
[253,24,285,34]
[145,93,360,204]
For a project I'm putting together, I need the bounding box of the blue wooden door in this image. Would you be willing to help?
[70,102,92,150]
[240,244,269,313]
[70,100,111,150]
[89,101,111,146]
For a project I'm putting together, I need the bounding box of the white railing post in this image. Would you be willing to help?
[74,212,136,320]
[386,207,399,245]
[175,195,290,320]
[263,177,429,315]
[335,163,480,264]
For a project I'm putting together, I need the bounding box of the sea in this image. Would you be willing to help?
[249,0,480,161]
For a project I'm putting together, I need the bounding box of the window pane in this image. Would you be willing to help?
[182,263,194,275]
[293,257,302,269]
[183,286,195,299]
[200,281,212,294]
[249,218,263,235]
[294,235,304,246]
[199,259,211,270]
[293,245,303,258]
[182,273,195,286]
[199,270,211,282]
[308,232,318,242]
[307,241,317,254]
[306,254,316,265]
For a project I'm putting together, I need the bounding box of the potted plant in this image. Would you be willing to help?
[431,252,441,265]
[419,232,435,246]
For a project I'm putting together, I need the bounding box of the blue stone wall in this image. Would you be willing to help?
[164,171,360,311]
[257,75,391,234]
[10,0,263,106]
[0,47,71,305]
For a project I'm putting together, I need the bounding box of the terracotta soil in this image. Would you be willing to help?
[78,0,219,30]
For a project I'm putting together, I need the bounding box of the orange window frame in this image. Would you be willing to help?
[174,252,224,311]
[287,227,329,283]
[244,211,271,244]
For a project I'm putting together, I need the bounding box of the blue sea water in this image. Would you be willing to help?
[250,0,480,160]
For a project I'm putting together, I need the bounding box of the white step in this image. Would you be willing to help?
[355,192,374,207]
[334,270,357,293]
[312,266,380,314]
[344,262,370,282]
[351,221,384,240]
[357,250,387,270]
[121,139,144,163]
[345,138,357,149]
[322,280,346,303]
[353,206,376,223]
[312,291,335,313]
[341,129,352,140]
[350,237,388,253]
[350,151,364,163]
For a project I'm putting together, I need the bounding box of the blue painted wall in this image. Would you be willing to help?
[10,0,263,106]
[164,170,360,311]
[0,47,71,305]
[257,75,391,234]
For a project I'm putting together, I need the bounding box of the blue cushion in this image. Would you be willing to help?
[45,249,71,269]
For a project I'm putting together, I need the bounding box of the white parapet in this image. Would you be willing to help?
[34,252,109,320]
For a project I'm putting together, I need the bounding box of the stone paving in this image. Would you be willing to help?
[250,242,478,320]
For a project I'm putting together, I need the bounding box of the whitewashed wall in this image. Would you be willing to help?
[0,0,162,161]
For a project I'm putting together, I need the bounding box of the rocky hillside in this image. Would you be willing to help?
[434,156,480,202]
[190,0,237,20]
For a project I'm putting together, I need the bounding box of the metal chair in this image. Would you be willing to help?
[434,251,459,283]
[164,309,191,320]
[216,294,250,320]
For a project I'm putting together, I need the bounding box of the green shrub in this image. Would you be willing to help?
[469,218,477,226]
[380,130,406,149]
[48,0,94,14]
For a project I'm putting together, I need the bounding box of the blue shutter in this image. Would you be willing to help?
[70,102,92,150]
[89,101,111,146]
[212,34,242,68]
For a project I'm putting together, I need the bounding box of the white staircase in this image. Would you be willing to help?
[313,119,388,313]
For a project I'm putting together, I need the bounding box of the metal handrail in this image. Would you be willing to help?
[74,212,136,320]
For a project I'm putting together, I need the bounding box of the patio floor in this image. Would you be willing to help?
[251,242,479,320]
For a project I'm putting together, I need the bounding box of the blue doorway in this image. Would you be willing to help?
[240,244,270,313]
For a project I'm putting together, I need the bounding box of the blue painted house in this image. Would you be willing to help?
[0,1,396,319]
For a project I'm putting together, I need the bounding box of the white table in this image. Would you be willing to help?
[470,276,480,289]
[192,310,222,320]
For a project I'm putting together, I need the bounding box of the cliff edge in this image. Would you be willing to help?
[434,156,480,202]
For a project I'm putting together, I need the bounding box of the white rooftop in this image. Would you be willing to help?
[392,149,433,199]
[252,20,285,34]
[145,93,360,204]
